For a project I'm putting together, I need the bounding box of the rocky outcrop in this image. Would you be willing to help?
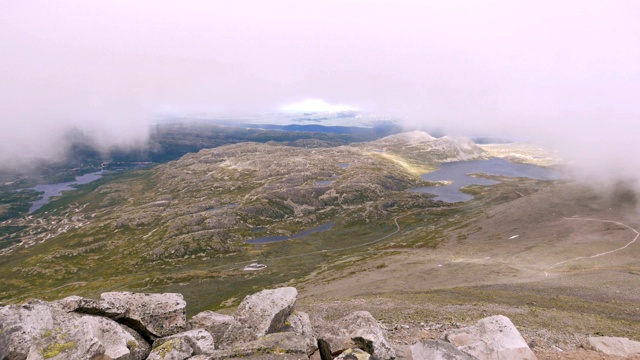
[0,299,150,360]
[587,336,640,358]
[0,287,542,360]
[445,315,536,360]
[69,292,188,341]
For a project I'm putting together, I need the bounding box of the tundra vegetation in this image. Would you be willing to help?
[1,132,639,357]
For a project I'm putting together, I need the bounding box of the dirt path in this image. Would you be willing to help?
[544,216,640,277]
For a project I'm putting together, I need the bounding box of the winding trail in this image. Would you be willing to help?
[544,216,640,277]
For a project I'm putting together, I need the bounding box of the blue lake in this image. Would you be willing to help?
[246,222,335,244]
[409,158,562,203]
[29,171,105,213]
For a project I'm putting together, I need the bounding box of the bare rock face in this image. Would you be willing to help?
[318,311,396,360]
[587,336,640,358]
[70,292,187,341]
[189,311,236,345]
[0,299,150,360]
[223,287,298,344]
[445,315,536,360]
[410,340,478,360]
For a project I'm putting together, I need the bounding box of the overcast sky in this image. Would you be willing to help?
[1,1,639,179]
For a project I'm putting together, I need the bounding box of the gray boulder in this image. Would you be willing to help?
[318,311,395,360]
[410,340,478,360]
[147,336,194,360]
[587,336,640,357]
[152,329,216,356]
[0,299,150,360]
[223,287,298,344]
[71,291,187,340]
[189,311,235,345]
[445,315,536,360]
[286,311,317,355]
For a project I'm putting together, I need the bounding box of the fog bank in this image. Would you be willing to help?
[1,1,639,180]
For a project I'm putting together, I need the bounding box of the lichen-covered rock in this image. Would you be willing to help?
[286,311,317,356]
[318,311,395,360]
[334,348,372,360]
[209,354,308,360]
[147,337,194,360]
[410,340,478,360]
[189,311,235,345]
[223,287,298,344]
[153,329,215,356]
[0,299,150,360]
[210,332,308,359]
[185,356,210,360]
[70,292,187,340]
[587,336,640,358]
[445,315,536,360]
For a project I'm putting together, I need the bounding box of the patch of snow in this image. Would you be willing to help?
[243,263,267,271]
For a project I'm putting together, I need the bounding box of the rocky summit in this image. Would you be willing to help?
[3,286,638,360]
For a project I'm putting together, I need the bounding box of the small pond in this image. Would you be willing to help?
[245,222,335,244]
[315,180,334,186]
[408,158,562,203]
[207,203,237,211]
[29,171,105,213]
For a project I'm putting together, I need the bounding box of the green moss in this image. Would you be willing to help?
[41,342,75,359]
[126,339,138,349]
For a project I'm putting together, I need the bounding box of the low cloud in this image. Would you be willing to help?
[1,1,639,182]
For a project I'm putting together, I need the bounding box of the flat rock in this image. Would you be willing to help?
[71,291,187,340]
[0,299,150,360]
[410,339,478,360]
[224,287,298,344]
[189,311,235,345]
[445,315,536,360]
[587,336,640,357]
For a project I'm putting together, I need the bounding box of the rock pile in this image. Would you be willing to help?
[2,286,639,359]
